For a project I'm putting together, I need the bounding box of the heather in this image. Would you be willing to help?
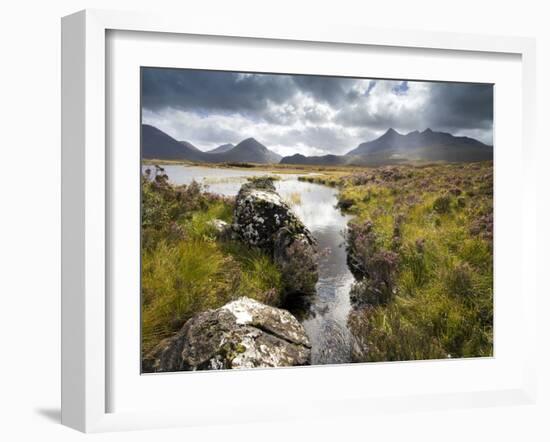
[301,161,493,361]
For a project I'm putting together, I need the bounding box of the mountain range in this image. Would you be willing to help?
[281,128,493,166]
[142,124,281,164]
[344,128,493,164]
[142,124,492,166]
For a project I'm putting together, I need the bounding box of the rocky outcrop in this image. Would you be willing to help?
[233,178,318,296]
[143,297,311,372]
[233,178,315,253]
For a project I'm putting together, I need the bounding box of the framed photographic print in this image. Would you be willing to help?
[61,9,537,432]
[139,67,495,373]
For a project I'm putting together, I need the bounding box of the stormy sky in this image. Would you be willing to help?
[141,68,493,156]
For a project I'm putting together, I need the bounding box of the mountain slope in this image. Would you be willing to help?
[208,143,234,154]
[179,140,202,152]
[346,128,404,156]
[142,124,204,161]
[280,153,349,166]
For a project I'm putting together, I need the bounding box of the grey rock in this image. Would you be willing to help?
[233,178,315,253]
[143,297,311,372]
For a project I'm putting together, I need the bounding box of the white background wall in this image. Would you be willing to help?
[0,1,547,440]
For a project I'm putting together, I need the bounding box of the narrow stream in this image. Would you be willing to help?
[147,164,355,365]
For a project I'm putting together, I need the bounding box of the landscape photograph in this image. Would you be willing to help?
[140,67,494,372]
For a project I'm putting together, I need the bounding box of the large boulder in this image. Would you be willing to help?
[143,297,311,372]
[233,178,315,253]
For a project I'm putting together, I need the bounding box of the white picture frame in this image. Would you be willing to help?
[61,9,537,433]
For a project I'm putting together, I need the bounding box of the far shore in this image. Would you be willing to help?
[141,158,484,177]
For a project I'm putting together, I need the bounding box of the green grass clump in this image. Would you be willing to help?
[141,166,283,355]
[142,239,238,352]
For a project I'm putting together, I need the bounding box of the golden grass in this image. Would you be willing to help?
[285,191,302,206]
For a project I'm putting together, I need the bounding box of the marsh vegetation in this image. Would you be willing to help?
[300,161,493,361]
[141,166,284,356]
[141,161,493,367]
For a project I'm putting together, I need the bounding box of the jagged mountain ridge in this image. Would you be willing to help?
[347,128,490,157]
[281,128,493,166]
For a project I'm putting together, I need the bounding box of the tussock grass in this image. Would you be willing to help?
[141,237,283,354]
[142,239,238,352]
[141,167,283,355]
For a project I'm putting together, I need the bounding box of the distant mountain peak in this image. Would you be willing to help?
[235,137,268,151]
[378,128,402,140]
[178,140,201,152]
[238,137,261,145]
[344,126,492,162]
[141,124,204,161]
[230,137,280,162]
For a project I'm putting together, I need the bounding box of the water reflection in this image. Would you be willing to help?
[144,164,355,365]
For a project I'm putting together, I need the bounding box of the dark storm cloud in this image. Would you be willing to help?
[426,83,494,131]
[336,81,493,134]
[291,76,361,106]
[142,69,296,114]
[142,69,363,116]
[336,103,423,132]
[142,67,494,154]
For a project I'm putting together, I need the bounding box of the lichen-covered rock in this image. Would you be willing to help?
[273,227,318,296]
[233,178,315,253]
[143,297,311,372]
